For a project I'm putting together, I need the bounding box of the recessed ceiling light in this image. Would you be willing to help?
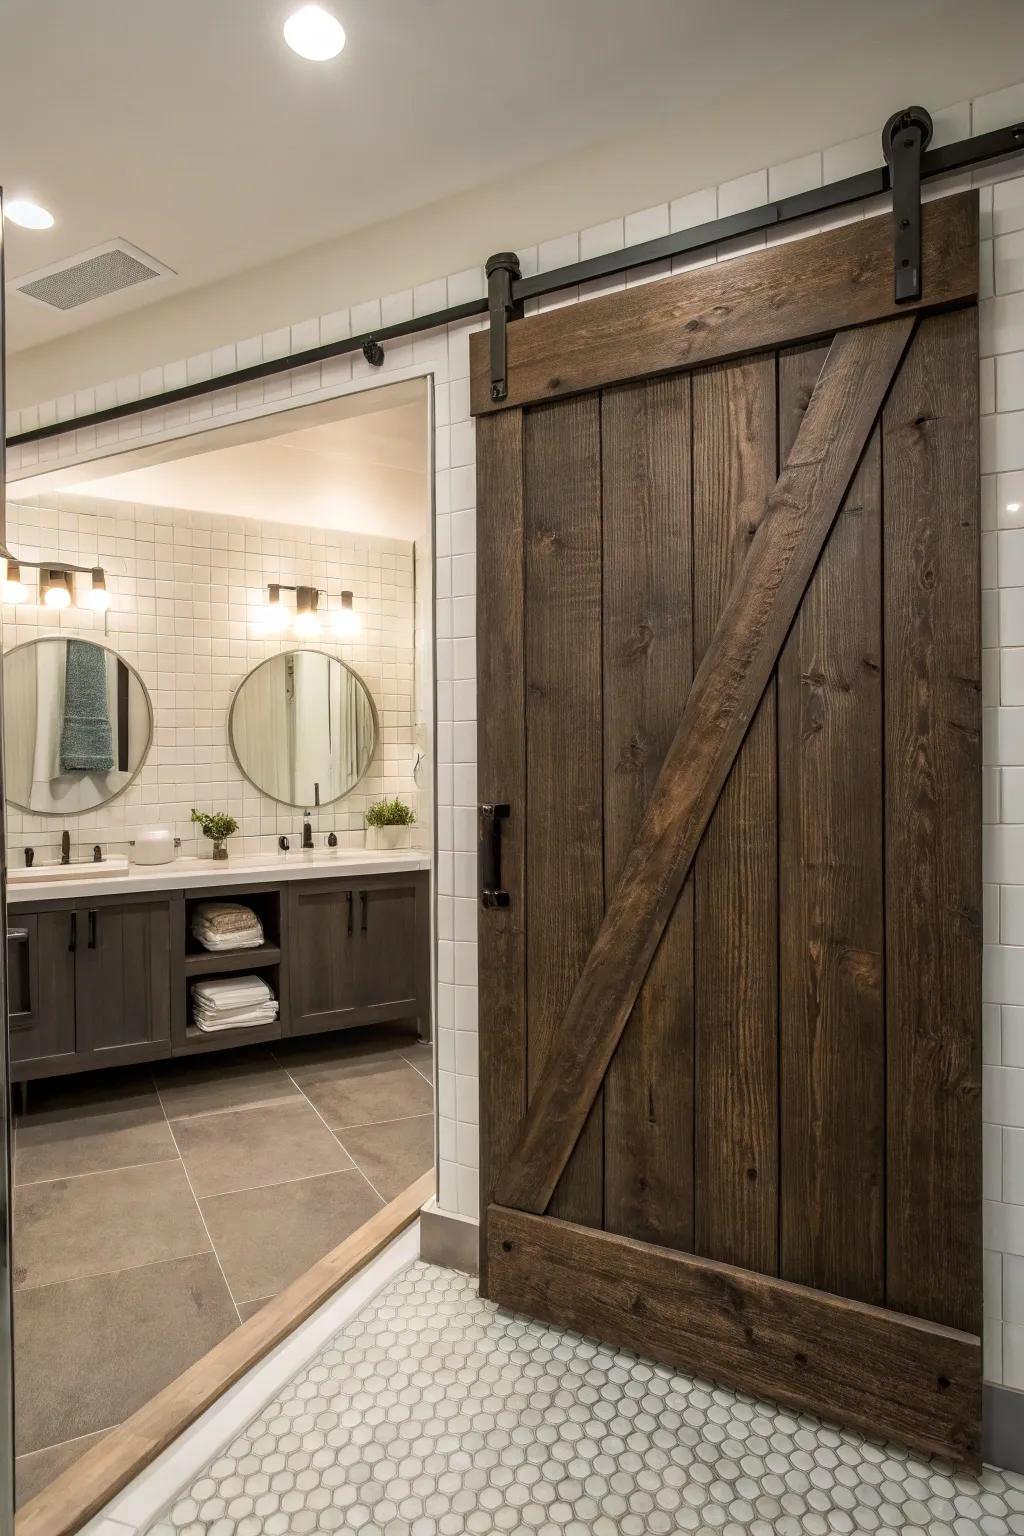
[283,4,345,60]
[5,198,54,230]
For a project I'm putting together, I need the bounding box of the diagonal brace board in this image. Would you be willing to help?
[494,314,917,1216]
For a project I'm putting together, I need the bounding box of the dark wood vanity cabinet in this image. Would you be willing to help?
[9,866,429,1083]
[7,910,76,1073]
[288,872,429,1036]
[9,895,175,1079]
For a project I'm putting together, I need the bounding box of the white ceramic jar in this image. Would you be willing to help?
[129,828,177,865]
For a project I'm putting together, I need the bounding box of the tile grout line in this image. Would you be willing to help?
[15,1244,218,1296]
[15,1152,181,1190]
[18,1420,122,1463]
[271,1051,391,1208]
[167,1121,244,1327]
[157,1076,245,1327]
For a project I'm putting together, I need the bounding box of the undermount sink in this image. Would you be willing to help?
[9,856,131,883]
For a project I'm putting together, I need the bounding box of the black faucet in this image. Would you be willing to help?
[302,813,314,850]
[60,831,71,866]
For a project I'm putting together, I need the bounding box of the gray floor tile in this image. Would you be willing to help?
[15,1428,110,1508]
[154,1047,300,1121]
[172,1100,353,1197]
[14,1162,209,1290]
[200,1169,382,1303]
[15,1252,237,1455]
[290,1054,433,1130]
[15,1069,176,1186]
[273,1024,421,1082]
[335,1113,434,1200]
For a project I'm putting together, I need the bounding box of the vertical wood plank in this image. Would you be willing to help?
[476,408,527,1290]
[601,375,694,1249]
[777,343,886,1304]
[525,396,604,1226]
[692,354,778,1272]
[884,308,982,1334]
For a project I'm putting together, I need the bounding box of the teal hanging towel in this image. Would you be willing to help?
[60,639,114,773]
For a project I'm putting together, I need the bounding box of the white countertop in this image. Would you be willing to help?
[7,848,431,903]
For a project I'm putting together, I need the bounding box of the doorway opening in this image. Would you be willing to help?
[2,376,437,1509]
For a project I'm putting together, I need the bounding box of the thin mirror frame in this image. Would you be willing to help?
[2,636,155,817]
[228,647,380,809]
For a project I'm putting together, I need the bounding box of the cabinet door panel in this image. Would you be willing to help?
[7,911,76,1069]
[75,899,173,1060]
[288,884,358,1032]
[355,885,418,1009]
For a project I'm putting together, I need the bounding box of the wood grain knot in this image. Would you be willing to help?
[501,1240,513,1253]
[936,1375,951,1391]
[793,1352,808,1368]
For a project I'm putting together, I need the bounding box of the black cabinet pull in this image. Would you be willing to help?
[346,890,353,935]
[68,912,77,953]
[360,891,368,932]
[87,910,97,949]
[479,803,511,909]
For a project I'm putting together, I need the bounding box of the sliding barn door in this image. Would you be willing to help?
[473,191,982,1466]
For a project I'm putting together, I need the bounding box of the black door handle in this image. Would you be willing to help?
[479,803,511,909]
[360,891,368,932]
[87,910,97,949]
[346,890,353,935]
[68,912,77,953]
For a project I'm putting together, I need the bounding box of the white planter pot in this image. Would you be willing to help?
[365,824,413,851]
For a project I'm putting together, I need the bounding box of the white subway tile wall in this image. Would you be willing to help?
[2,495,418,863]
[6,85,1024,1388]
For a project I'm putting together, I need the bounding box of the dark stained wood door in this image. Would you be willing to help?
[474,192,982,1466]
[74,896,173,1063]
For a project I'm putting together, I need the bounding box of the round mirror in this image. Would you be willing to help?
[3,637,154,815]
[229,649,378,808]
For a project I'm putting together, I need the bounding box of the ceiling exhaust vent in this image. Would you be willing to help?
[10,239,175,311]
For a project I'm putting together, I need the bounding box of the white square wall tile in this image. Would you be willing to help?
[1005,1004,1024,1066]
[1005,1126,1024,1203]
[670,187,717,232]
[984,1064,1024,1126]
[985,941,1024,1004]
[768,153,822,202]
[1005,1322,1024,1390]
[1005,1252,1024,1322]
[1002,648,1024,705]
[985,1248,1003,1320]
[718,169,767,217]
[996,231,1024,296]
[985,1121,1004,1201]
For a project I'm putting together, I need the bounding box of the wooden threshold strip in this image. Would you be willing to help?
[16,1169,436,1536]
[486,1204,982,1469]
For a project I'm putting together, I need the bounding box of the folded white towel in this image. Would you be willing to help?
[193,930,264,952]
[192,976,272,1008]
[191,902,265,953]
[193,1003,279,1034]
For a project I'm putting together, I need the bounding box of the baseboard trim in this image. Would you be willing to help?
[419,1199,479,1274]
[984,1382,1024,1474]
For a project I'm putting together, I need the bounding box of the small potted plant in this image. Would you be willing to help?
[191,808,239,861]
[365,796,416,851]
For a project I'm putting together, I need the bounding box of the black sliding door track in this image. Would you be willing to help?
[8,117,1022,450]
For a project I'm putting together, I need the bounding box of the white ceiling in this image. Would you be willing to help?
[0,0,934,353]
[69,379,430,540]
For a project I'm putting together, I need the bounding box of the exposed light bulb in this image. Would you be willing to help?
[333,589,361,636]
[42,568,71,609]
[261,583,289,632]
[82,568,111,612]
[294,585,320,639]
[283,4,345,60]
[5,198,54,230]
[293,610,320,639]
[1,559,27,605]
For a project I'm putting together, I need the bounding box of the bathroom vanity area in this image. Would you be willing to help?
[6,851,431,1082]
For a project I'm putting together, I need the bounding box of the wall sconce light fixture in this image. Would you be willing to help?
[1,550,112,615]
[259,583,358,640]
